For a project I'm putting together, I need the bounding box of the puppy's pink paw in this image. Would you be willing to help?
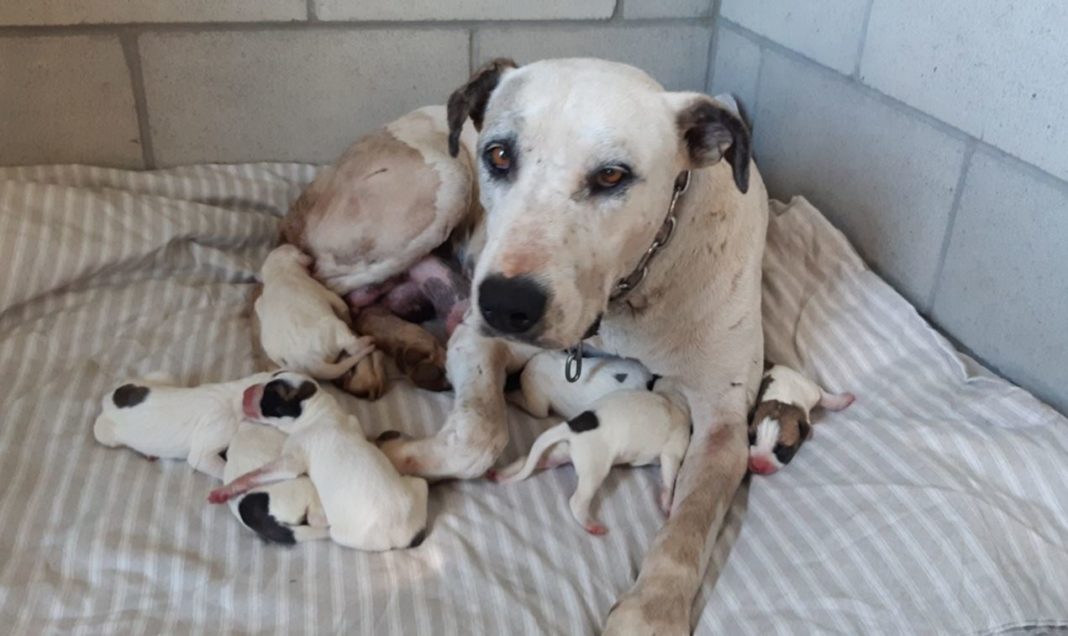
[207,490,230,504]
[585,522,608,536]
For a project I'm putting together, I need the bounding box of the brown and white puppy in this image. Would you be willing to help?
[93,372,271,479]
[209,372,428,552]
[256,244,375,379]
[747,364,855,475]
[494,381,690,535]
[281,58,764,633]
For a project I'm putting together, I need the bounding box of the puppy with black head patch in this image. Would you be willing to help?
[493,379,690,535]
[257,244,376,379]
[210,372,429,551]
[747,364,854,475]
[93,372,272,479]
[507,349,654,420]
[224,421,328,545]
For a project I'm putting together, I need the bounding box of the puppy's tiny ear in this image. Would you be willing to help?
[295,381,318,401]
[446,58,517,157]
[669,92,752,193]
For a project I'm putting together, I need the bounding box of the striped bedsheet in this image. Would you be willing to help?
[0,164,1065,635]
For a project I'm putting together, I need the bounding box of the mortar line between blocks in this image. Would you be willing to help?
[852,0,875,79]
[468,29,477,74]
[925,138,977,313]
[118,30,155,169]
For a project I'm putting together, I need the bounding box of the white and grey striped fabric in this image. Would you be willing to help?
[0,165,1065,635]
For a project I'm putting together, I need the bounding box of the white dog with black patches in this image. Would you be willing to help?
[508,350,654,420]
[257,244,376,379]
[209,372,429,551]
[495,380,690,535]
[223,421,328,544]
[93,372,271,479]
[281,57,771,631]
[748,364,854,475]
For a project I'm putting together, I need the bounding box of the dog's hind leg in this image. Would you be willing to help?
[567,441,613,535]
[208,454,307,503]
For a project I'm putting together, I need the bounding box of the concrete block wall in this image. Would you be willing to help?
[0,0,714,168]
[711,0,1068,414]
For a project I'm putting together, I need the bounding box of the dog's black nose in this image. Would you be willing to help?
[478,274,548,334]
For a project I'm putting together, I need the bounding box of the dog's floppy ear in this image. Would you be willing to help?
[668,92,752,193]
[446,58,517,157]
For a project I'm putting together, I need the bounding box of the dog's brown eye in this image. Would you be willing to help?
[485,144,511,173]
[596,167,625,187]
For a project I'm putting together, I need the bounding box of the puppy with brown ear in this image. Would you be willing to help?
[209,372,429,551]
[748,364,854,475]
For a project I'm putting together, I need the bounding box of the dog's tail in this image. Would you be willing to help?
[496,423,570,484]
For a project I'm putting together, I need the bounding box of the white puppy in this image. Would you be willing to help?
[508,350,654,420]
[256,244,375,379]
[209,372,429,551]
[494,381,690,535]
[93,372,271,479]
[223,421,328,544]
[747,364,855,475]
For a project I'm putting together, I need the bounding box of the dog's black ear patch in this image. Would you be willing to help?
[238,493,296,546]
[568,410,599,433]
[295,381,317,401]
[112,384,150,408]
[676,97,752,193]
[773,442,799,466]
[446,58,517,157]
[614,373,628,383]
[408,527,428,548]
[376,430,403,444]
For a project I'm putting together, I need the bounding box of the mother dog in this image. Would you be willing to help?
[284,58,767,634]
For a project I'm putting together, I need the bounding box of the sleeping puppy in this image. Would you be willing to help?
[93,372,271,479]
[257,244,376,379]
[209,372,429,551]
[748,364,855,475]
[508,350,654,420]
[223,421,328,544]
[493,381,690,535]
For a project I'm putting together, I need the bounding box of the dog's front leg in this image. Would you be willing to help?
[603,395,749,635]
[378,323,524,480]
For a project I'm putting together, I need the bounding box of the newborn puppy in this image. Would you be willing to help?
[224,421,328,544]
[748,364,855,475]
[93,372,271,479]
[209,372,429,551]
[508,350,654,420]
[257,244,375,379]
[494,382,690,535]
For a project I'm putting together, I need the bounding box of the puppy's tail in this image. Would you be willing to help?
[497,423,570,484]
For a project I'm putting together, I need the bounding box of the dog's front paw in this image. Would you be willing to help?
[602,592,689,636]
[396,344,449,392]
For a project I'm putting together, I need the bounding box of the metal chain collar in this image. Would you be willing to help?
[609,170,691,302]
[564,170,691,383]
